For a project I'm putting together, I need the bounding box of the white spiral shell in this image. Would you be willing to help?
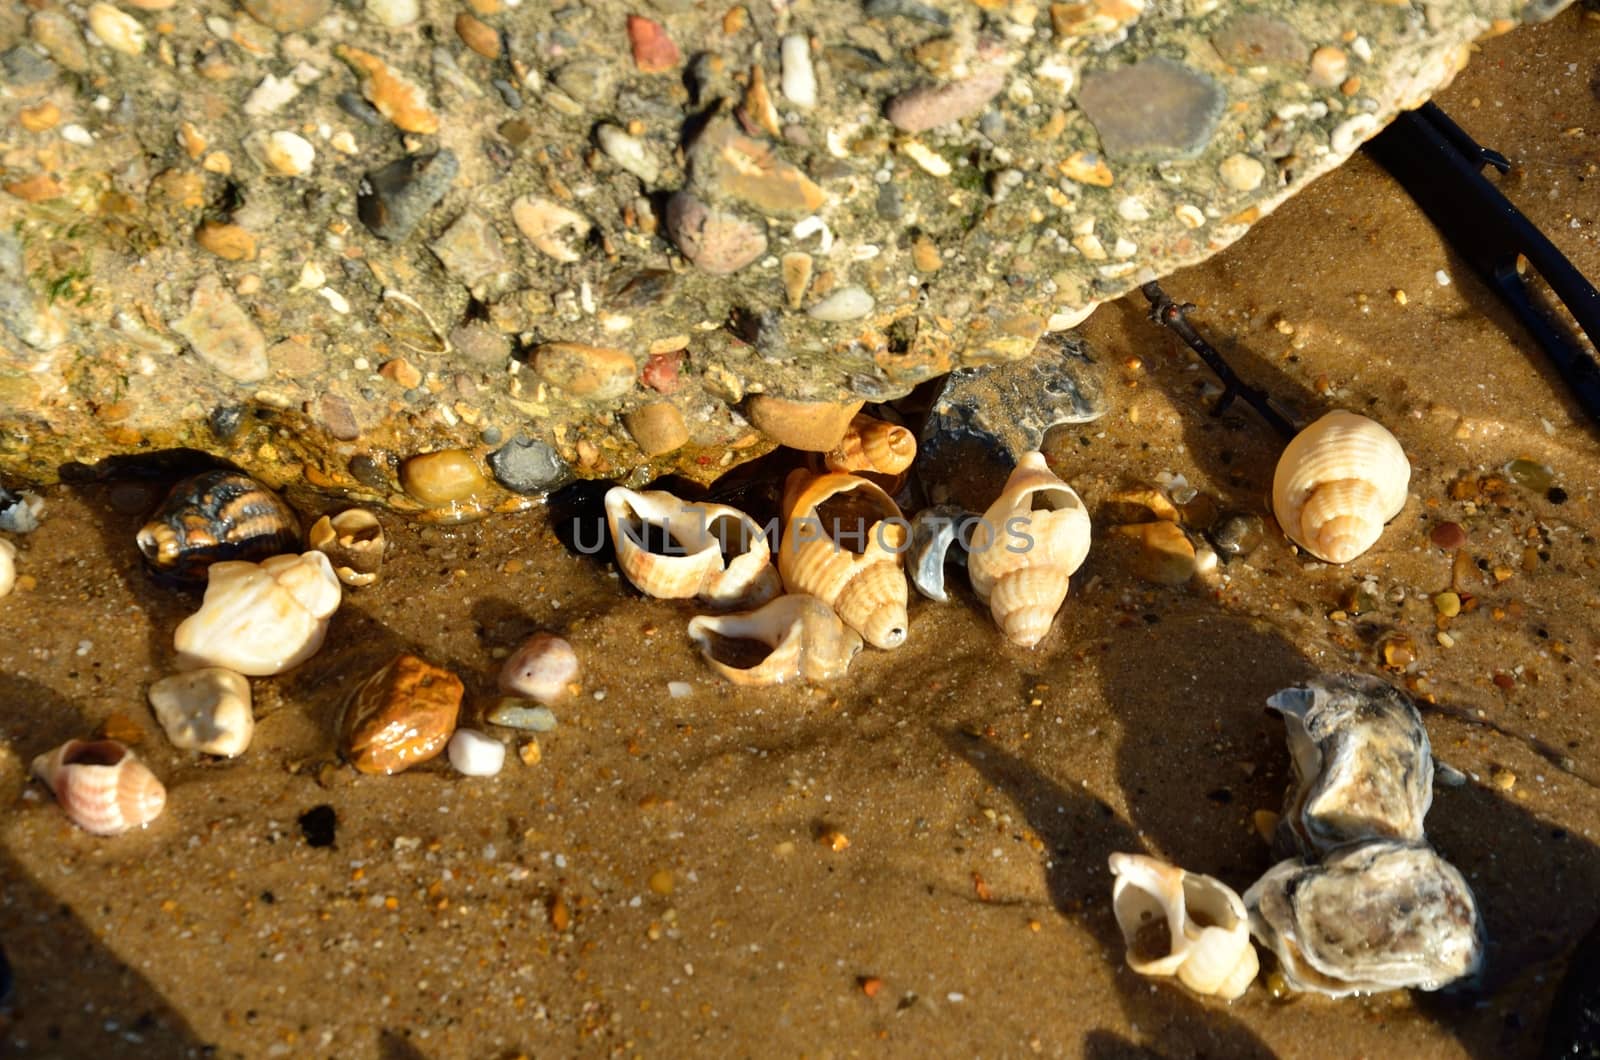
[1109,852,1260,1001]
[1271,411,1410,564]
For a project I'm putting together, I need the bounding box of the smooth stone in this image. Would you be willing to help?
[1117,521,1198,585]
[885,71,1006,132]
[1076,57,1225,162]
[148,667,254,757]
[447,729,505,776]
[365,0,418,27]
[429,209,512,298]
[665,192,767,275]
[780,34,816,108]
[553,59,617,104]
[171,276,269,383]
[746,395,864,452]
[1210,13,1308,66]
[1219,153,1267,192]
[341,653,463,775]
[488,437,570,494]
[28,11,89,74]
[596,124,660,185]
[624,402,690,456]
[1210,511,1265,558]
[808,286,875,322]
[400,449,488,506]
[498,632,579,705]
[532,342,637,401]
[485,699,559,732]
[241,0,330,32]
[357,150,459,242]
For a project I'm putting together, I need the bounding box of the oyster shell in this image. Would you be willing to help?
[1245,840,1484,997]
[1271,411,1410,564]
[1268,672,1433,855]
[1109,852,1260,1000]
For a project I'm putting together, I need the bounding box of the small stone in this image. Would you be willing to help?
[624,402,690,456]
[665,192,766,275]
[911,238,941,274]
[0,539,13,599]
[1505,458,1554,493]
[596,124,660,185]
[195,220,257,261]
[486,699,559,732]
[1210,511,1264,558]
[29,12,89,74]
[341,654,463,775]
[552,59,617,104]
[512,195,591,263]
[781,252,813,309]
[1050,0,1145,37]
[641,350,683,393]
[241,0,330,31]
[808,286,874,322]
[1076,57,1225,161]
[690,119,824,217]
[365,0,418,27]
[746,395,863,452]
[499,632,579,705]
[429,209,512,297]
[488,437,570,494]
[532,342,637,400]
[3,175,64,203]
[171,276,269,383]
[455,12,500,58]
[358,150,459,241]
[886,71,1006,133]
[248,130,315,177]
[87,3,146,56]
[379,358,422,388]
[447,729,505,776]
[400,449,489,506]
[627,14,680,73]
[1210,13,1307,66]
[1378,631,1418,671]
[649,869,675,895]
[19,102,61,132]
[148,668,254,757]
[1308,46,1349,89]
[780,33,817,108]
[518,739,542,767]
[1434,592,1462,618]
[1218,153,1265,192]
[1429,521,1467,550]
[1117,521,1197,585]
[336,45,439,135]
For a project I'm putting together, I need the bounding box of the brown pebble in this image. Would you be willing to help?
[19,102,61,132]
[665,192,767,275]
[1378,631,1418,671]
[548,892,571,931]
[341,654,463,775]
[400,449,488,506]
[859,976,883,998]
[886,71,1006,133]
[195,220,257,261]
[379,358,422,389]
[454,12,500,57]
[1115,521,1196,585]
[1429,521,1467,550]
[746,395,863,452]
[780,251,813,309]
[532,342,638,400]
[911,237,942,274]
[519,739,542,766]
[3,174,64,203]
[648,869,675,896]
[624,402,690,456]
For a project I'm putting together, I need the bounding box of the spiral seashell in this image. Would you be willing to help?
[967,451,1090,648]
[31,739,167,836]
[687,593,863,686]
[824,413,917,476]
[604,488,782,608]
[308,508,385,587]
[777,470,909,650]
[137,470,301,585]
[1109,852,1259,1001]
[173,551,342,676]
[1271,411,1410,563]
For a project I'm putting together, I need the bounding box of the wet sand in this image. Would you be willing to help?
[4,10,1600,1058]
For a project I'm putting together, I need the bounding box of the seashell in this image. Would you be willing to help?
[777,470,909,650]
[148,667,254,757]
[1271,411,1410,563]
[604,487,781,608]
[0,537,15,598]
[308,508,385,587]
[498,632,579,705]
[1108,852,1259,1001]
[137,470,301,585]
[908,505,972,603]
[687,593,863,686]
[967,451,1090,648]
[1245,839,1484,997]
[173,551,342,676]
[30,739,167,835]
[341,653,464,775]
[1268,672,1433,856]
[824,413,917,476]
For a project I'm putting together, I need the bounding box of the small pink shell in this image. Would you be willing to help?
[30,739,167,836]
[498,633,579,706]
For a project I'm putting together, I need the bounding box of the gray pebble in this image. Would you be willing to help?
[488,436,571,494]
[336,90,383,125]
[357,150,460,241]
[1076,57,1226,162]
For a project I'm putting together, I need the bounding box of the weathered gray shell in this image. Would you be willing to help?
[908,505,971,603]
[1268,672,1433,856]
[1244,840,1484,997]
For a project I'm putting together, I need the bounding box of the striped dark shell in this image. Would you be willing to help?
[137,471,301,584]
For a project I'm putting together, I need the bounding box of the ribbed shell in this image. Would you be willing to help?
[137,470,301,584]
[1109,852,1259,1001]
[687,593,863,686]
[308,508,385,587]
[777,471,909,650]
[604,488,781,607]
[31,739,167,836]
[824,414,917,475]
[967,452,1091,648]
[1271,412,1410,563]
[173,551,343,676]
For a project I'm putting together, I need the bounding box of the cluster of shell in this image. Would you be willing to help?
[604,413,1093,687]
[1109,673,1483,1001]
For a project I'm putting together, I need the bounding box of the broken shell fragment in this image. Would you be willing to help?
[1272,411,1410,563]
[604,487,781,608]
[1109,852,1259,1001]
[341,653,463,775]
[0,538,14,598]
[498,632,579,706]
[908,505,972,603]
[687,593,863,686]
[824,413,917,476]
[777,470,908,650]
[1245,840,1484,997]
[137,470,301,585]
[148,667,254,757]
[173,552,342,676]
[30,739,167,835]
[1268,672,1434,856]
[967,452,1091,648]
[308,508,385,587]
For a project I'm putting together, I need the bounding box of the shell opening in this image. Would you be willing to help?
[619,511,690,556]
[63,740,128,768]
[1131,914,1174,964]
[696,629,776,669]
[707,511,765,563]
[814,491,896,555]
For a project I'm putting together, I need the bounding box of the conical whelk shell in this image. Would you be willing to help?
[1245,840,1484,997]
[173,551,343,676]
[967,451,1090,648]
[1268,672,1433,856]
[687,593,863,686]
[824,413,917,476]
[148,667,254,757]
[604,487,781,608]
[308,508,385,587]
[1109,853,1259,1001]
[31,739,167,835]
[777,470,909,650]
[1272,411,1410,563]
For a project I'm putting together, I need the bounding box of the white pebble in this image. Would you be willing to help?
[0,539,15,598]
[1330,113,1379,156]
[499,632,579,705]
[148,667,254,757]
[365,0,419,28]
[253,131,316,177]
[807,286,874,322]
[61,125,95,147]
[448,729,505,777]
[243,74,301,117]
[88,3,145,55]
[1435,269,1452,287]
[780,34,817,109]
[596,124,659,185]
[667,681,692,699]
